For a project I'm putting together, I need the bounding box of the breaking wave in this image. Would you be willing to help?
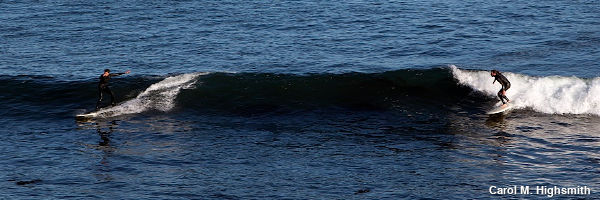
[90,73,204,118]
[451,65,600,115]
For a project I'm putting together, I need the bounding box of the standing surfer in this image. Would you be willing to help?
[96,69,130,110]
[491,70,510,107]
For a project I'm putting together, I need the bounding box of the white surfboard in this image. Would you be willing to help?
[76,106,114,119]
[76,111,100,119]
[486,103,512,114]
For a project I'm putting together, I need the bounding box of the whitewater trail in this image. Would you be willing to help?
[451,65,600,115]
[92,73,206,118]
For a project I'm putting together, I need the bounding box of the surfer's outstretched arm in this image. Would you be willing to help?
[109,70,131,77]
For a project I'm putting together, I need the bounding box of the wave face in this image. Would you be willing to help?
[176,68,472,114]
[0,68,476,118]
[4,66,599,118]
[451,65,600,115]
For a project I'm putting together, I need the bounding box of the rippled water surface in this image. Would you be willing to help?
[1,0,599,199]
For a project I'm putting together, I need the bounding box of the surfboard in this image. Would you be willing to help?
[486,103,512,114]
[76,106,115,119]
[76,111,100,119]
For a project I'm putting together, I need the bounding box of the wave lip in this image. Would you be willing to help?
[451,65,600,115]
[90,72,205,118]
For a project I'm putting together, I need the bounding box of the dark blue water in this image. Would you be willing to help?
[1,0,600,199]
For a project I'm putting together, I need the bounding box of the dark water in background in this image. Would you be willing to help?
[1,0,600,199]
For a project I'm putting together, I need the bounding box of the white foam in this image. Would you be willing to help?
[93,72,205,118]
[451,65,600,115]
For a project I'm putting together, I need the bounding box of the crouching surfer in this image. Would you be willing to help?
[490,70,510,107]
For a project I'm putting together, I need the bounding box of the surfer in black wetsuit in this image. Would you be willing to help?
[491,70,510,106]
[96,69,130,110]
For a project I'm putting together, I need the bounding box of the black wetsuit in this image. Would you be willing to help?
[96,73,125,109]
[493,72,511,104]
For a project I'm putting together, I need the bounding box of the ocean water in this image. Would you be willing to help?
[1,0,599,199]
